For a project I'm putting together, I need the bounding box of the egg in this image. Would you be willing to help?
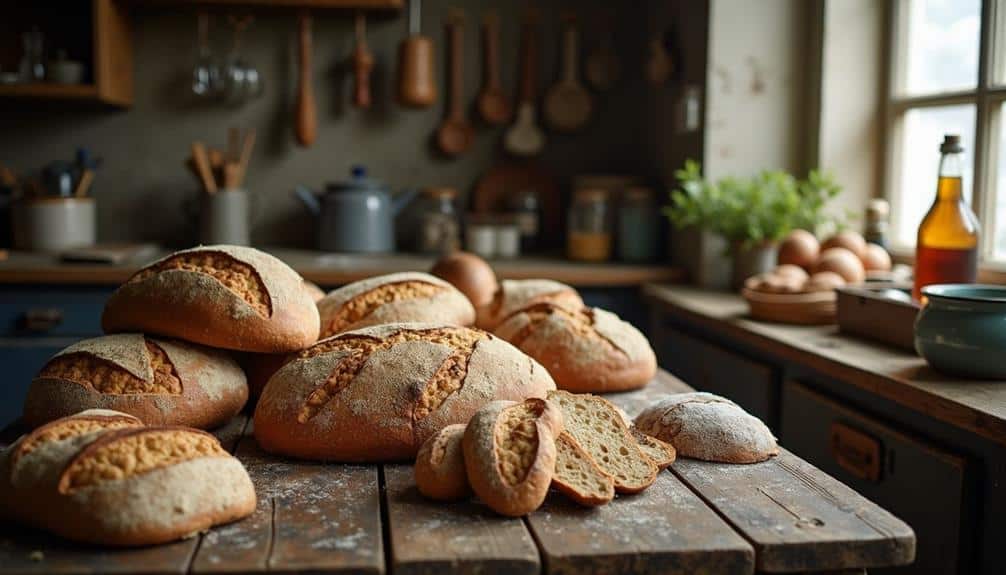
[862,243,892,271]
[821,231,867,260]
[745,272,802,294]
[777,229,820,270]
[804,271,847,293]
[774,264,809,282]
[812,247,866,284]
[430,251,499,307]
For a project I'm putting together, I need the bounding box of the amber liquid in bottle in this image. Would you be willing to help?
[912,136,979,301]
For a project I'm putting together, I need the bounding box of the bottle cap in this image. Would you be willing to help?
[940,134,963,154]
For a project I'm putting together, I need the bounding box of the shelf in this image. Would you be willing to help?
[0,83,100,101]
[134,0,404,9]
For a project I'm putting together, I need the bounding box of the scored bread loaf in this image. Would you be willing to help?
[316,272,475,338]
[303,280,326,302]
[631,429,676,469]
[102,245,320,353]
[494,303,657,393]
[552,431,615,507]
[414,424,470,501]
[24,334,248,430]
[476,279,584,331]
[0,411,255,546]
[254,323,556,462]
[634,392,779,464]
[547,390,658,494]
[462,399,563,517]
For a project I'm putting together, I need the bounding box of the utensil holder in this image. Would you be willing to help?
[12,197,96,252]
[201,188,250,246]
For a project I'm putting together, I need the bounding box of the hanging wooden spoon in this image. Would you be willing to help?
[352,12,374,109]
[585,16,619,91]
[544,13,592,132]
[477,11,510,125]
[503,9,544,157]
[436,10,473,157]
[295,11,316,147]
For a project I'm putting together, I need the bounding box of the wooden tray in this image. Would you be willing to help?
[836,283,919,352]
[742,288,837,325]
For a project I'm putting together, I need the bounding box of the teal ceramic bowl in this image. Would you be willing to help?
[915,284,1006,379]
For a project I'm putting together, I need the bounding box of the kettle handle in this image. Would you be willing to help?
[293,185,322,215]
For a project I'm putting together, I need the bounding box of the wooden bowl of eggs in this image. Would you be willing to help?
[742,264,843,324]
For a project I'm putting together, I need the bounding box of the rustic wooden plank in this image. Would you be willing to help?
[673,449,916,573]
[191,421,384,574]
[527,471,754,575]
[383,464,539,575]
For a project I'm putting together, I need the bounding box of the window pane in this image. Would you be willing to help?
[893,105,977,247]
[901,0,980,95]
[994,103,1006,259]
[995,0,1006,85]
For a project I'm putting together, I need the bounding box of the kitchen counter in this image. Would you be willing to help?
[0,249,683,287]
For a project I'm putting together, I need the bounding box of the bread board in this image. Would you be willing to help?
[835,284,919,352]
[742,288,837,325]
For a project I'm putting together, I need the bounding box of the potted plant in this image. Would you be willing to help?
[665,161,731,289]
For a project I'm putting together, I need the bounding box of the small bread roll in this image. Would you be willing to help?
[415,424,470,501]
[476,279,584,331]
[804,271,847,293]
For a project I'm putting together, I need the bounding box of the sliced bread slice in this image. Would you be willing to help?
[631,428,676,469]
[547,390,658,494]
[552,431,614,506]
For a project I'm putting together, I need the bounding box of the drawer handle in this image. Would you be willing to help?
[20,308,64,333]
[829,421,882,482]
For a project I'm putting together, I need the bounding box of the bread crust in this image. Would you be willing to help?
[462,399,563,517]
[102,245,320,353]
[495,304,657,393]
[476,279,584,330]
[414,424,470,501]
[317,272,475,338]
[24,334,248,430]
[253,323,556,462]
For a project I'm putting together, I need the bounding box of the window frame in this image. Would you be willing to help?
[884,0,1006,266]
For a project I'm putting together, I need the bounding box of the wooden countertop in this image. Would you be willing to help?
[644,284,1006,448]
[0,249,683,287]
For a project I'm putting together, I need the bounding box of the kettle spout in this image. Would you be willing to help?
[390,188,420,216]
[293,185,322,216]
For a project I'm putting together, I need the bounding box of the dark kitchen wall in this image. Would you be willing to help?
[0,0,705,248]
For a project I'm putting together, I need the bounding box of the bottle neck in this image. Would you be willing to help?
[936,152,964,202]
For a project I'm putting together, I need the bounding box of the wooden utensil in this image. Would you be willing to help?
[237,128,256,187]
[503,10,545,157]
[191,141,217,195]
[296,11,317,147]
[477,12,510,125]
[397,0,436,107]
[353,12,375,109]
[73,170,94,198]
[435,10,473,157]
[544,13,592,132]
[586,21,619,91]
[228,127,240,162]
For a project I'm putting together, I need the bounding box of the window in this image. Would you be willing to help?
[886,0,1006,263]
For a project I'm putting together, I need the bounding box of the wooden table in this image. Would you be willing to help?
[0,372,915,575]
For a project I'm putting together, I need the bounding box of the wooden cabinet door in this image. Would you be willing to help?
[701,343,778,429]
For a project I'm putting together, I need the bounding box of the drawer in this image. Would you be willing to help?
[0,287,112,337]
[781,380,969,575]
[702,343,778,428]
[652,323,704,387]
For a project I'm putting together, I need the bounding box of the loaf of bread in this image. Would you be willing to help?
[631,428,676,469]
[552,431,615,507]
[462,399,563,517]
[547,390,657,493]
[303,280,326,302]
[102,245,320,353]
[254,323,556,462]
[317,272,476,338]
[238,351,293,401]
[634,392,779,464]
[0,410,255,546]
[494,303,657,393]
[414,424,470,501]
[24,334,248,430]
[476,279,584,330]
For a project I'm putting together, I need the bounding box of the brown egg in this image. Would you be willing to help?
[774,264,809,282]
[778,229,820,270]
[430,251,499,307]
[821,231,867,260]
[804,271,847,293]
[862,243,892,271]
[813,247,866,284]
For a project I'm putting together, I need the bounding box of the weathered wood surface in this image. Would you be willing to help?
[383,464,539,575]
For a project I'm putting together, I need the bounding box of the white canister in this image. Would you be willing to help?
[12,197,96,252]
[200,188,251,246]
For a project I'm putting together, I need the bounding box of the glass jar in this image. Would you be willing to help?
[567,188,612,262]
[417,187,460,254]
[617,186,657,262]
[508,188,541,252]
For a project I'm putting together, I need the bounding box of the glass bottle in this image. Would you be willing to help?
[567,188,612,262]
[912,134,980,301]
[508,188,540,252]
[618,186,658,261]
[417,187,460,254]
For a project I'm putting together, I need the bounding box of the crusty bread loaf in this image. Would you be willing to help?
[462,399,563,517]
[303,280,326,302]
[24,334,248,430]
[547,390,657,494]
[0,412,255,546]
[430,251,499,307]
[254,323,556,462]
[634,392,779,464]
[494,303,657,393]
[552,431,614,507]
[102,245,320,353]
[414,424,470,501]
[631,429,676,469]
[317,272,475,338]
[476,279,584,331]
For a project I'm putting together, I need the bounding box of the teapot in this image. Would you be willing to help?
[295,166,418,253]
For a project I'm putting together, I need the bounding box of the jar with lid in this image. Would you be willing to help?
[416,187,460,254]
[508,188,541,252]
[617,186,657,261]
[567,188,612,261]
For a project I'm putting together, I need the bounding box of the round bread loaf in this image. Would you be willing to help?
[303,280,326,302]
[253,323,556,462]
[317,272,475,338]
[414,424,470,501]
[494,303,656,392]
[476,279,584,330]
[24,334,248,430]
[102,245,320,353]
[634,392,779,464]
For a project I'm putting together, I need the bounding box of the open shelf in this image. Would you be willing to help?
[0,83,100,100]
[134,0,403,8]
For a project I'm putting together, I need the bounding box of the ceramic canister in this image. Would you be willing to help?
[12,197,96,252]
[915,284,1006,379]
